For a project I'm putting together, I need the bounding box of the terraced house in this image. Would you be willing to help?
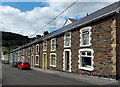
[7,2,120,80]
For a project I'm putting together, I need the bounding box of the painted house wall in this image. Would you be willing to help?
[40,42,43,68]
[30,45,35,67]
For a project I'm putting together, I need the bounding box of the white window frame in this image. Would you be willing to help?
[36,44,39,53]
[80,27,92,47]
[51,38,56,51]
[35,55,39,65]
[63,49,72,72]
[64,32,71,48]
[78,49,94,71]
[50,53,56,67]
[43,41,47,51]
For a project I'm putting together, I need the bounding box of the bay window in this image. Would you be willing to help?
[78,49,94,71]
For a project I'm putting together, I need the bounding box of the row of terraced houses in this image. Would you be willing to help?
[4,2,120,80]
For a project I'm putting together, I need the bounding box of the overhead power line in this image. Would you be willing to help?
[30,0,78,37]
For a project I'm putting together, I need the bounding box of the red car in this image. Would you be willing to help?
[1,60,5,63]
[18,61,30,70]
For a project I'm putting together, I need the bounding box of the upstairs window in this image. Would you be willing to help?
[36,44,39,53]
[43,41,47,51]
[51,38,56,51]
[64,32,71,47]
[80,27,91,47]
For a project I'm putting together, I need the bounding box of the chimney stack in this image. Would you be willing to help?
[36,35,42,39]
[44,31,49,36]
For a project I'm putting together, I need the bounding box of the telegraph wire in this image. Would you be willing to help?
[29,0,78,37]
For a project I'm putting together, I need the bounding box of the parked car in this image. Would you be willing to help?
[18,61,30,70]
[4,61,9,64]
[12,62,21,67]
[1,60,5,63]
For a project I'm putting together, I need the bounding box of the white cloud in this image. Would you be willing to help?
[0,2,114,37]
[1,0,119,2]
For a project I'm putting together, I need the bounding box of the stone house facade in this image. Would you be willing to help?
[7,2,120,80]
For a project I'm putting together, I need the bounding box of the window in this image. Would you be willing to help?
[31,46,34,53]
[51,38,56,51]
[43,41,47,51]
[80,27,91,47]
[64,32,71,47]
[78,49,94,71]
[36,44,39,53]
[50,53,56,67]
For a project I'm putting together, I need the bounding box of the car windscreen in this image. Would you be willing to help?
[23,62,29,65]
[17,62,22,64]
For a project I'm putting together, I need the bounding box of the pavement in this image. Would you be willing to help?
[31,67,120,85]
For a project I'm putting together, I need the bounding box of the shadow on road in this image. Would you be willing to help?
[18,68,32,70]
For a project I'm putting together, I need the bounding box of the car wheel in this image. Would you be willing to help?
[20,68,22,70]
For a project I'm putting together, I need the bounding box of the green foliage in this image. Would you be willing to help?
[1,31,31,52]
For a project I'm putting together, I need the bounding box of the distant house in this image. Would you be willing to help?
[63,18,78,27]
[7,2,120,80]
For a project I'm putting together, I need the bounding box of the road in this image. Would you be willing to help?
[2,63,90,85]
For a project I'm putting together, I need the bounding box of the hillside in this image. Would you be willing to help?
[0,31,31,52]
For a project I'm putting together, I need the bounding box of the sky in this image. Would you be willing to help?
[0,0,118,38]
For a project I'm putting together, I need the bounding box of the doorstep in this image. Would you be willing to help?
[31,67,119,85]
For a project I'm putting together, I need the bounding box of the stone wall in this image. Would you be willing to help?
[116,12,120,80]
[39,42,43,68]
[45,15,117,78]
[30,15,117,79]
[70,15,117,78]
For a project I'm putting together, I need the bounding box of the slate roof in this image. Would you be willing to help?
[9,1,120,53]
[68,18,78,22]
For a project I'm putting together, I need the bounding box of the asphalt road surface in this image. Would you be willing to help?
[2,63,90,85]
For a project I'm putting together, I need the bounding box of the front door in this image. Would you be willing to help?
[35,56,39,67]
[42,53,47,69]
[31,55,34,67]
[64,51,70,71]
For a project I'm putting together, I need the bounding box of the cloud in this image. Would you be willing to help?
[0,2,113,37]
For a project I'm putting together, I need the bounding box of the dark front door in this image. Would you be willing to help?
[65,51,69,71]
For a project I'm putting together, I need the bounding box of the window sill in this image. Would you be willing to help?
[80,44,91,47]
[79,66,94,71]
[51,50,56,52]
[50,65,56,67]
[64,46,71,48]
[35,64,39,66]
